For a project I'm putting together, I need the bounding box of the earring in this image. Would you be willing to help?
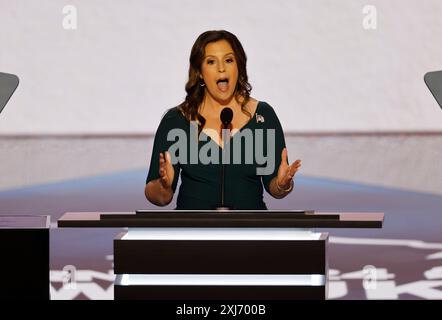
[200,81,205,87]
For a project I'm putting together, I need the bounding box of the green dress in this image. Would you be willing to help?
[146,101,286,210]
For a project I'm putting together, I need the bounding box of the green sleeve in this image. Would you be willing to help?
[260,103,286,195]
[146,109,181,193]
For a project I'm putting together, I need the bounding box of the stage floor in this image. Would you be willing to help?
[1,170,441,300]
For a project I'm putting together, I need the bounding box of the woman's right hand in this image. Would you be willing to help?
[159,151,174,189]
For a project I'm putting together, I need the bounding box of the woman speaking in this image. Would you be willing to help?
[145,30,301,210]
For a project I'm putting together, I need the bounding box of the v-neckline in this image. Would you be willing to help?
[200,101,262,149]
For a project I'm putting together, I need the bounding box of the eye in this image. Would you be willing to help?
[226,58,234,63]
[207,59,215,65]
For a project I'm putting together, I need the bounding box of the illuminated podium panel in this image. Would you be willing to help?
[114,228,328,300]
[58,211,384,300]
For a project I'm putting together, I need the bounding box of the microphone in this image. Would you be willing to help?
[215,107,234,211]
[220,107,233,128]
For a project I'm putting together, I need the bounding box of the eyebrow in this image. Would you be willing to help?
[204,52,235,59]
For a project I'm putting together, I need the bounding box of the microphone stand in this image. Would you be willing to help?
[214,108,234,211]
[218,124,230,210]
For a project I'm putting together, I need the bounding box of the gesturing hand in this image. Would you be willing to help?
[159,151,174,189]
[276,148,301,190]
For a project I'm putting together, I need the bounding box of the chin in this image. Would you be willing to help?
[218,95,235,104]
[209,91,233,103]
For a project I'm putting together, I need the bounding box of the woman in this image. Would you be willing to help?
[145,30,301,209]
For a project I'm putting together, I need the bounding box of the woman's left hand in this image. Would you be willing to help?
[277,148,301,189]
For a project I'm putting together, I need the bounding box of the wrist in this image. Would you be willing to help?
[276,179,294,193]
[158,178,172,192]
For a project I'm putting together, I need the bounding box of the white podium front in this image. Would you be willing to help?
[113,227,328,300]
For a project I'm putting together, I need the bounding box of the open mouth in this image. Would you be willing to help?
[216,78,229,92]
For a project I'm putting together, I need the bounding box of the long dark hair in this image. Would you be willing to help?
[178,30,252,132]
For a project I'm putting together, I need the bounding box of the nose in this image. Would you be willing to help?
[218,61,225,72]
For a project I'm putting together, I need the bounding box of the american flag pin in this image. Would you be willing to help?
[256,114,265,123]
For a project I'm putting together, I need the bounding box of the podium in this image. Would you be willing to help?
[58,210,384,300]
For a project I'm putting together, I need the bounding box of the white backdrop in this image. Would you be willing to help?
[1,0,442,134]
